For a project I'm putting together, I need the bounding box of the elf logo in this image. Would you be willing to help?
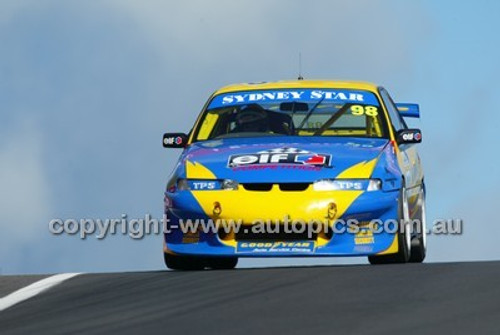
[228,147,331,167]
[401,131,422,143]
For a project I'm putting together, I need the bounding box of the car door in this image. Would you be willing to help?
[379,87,423,215]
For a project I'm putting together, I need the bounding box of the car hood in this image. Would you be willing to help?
[180,136,389,183]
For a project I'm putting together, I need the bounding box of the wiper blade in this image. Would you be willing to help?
[312,104,350,136]
[296,96,325,130]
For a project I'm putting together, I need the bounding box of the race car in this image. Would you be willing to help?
[162,80,426,270]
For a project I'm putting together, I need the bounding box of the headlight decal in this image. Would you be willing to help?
[176,179,239,191]
[313,179,381,192]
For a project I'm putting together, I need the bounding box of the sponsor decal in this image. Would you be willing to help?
[237,241,316,253]
[354,226,375,245]
[232,165,321,171]
[188,180,219,190]
[182,228,201,244]
[164,135,185,147]
[401,131,422,142]
[209,89,379,109]
[228,147,331,168]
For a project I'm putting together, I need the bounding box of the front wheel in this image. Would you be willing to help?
[164,253,205,271]
[409,188,426,263]
[368,187,411,265]
[206,257,238,270]
[164,253,238,271]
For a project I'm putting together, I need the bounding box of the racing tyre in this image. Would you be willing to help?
[409,187,426,263]
[164,253,205,271]
[206,257,238,270]
[368,186,411,265]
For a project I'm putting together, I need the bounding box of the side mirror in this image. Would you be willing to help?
[396,103,420,118]
[396,129,422,145]
[163,133,188,148]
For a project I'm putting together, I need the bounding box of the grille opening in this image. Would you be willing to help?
[242,183,311,191]
[279,183,310,191]
[242,183,273,191]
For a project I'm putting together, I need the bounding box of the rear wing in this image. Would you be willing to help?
[396,103,420,118]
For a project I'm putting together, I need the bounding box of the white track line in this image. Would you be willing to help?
[0,273,81,312]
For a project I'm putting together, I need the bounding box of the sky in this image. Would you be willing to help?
[1,0,500,274]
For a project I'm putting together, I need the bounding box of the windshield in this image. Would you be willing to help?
[193,89,389,141]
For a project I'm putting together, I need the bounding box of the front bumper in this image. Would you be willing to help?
[164,187,400,257]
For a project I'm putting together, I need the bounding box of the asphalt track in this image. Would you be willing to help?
[0,275,47,298]
[0,261,499,334]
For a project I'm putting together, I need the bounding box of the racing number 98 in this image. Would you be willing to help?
[351,105,378,117]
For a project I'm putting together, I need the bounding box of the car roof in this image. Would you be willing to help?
[214,79,380,95]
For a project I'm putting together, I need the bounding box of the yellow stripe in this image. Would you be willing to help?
[196,113,219,140]
[185,161,217,179]
[215,80,379,95]
[192,186,363,248]
[192,186,362,223]
[187,159,377,249]
[336,158,377,179]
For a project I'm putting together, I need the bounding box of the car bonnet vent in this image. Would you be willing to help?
[242,183,273,191]
[241,183,310,191]
[278,183,310,191]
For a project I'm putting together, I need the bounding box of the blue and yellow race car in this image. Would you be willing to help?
[162,80,426,270]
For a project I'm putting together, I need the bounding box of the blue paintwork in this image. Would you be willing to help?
[180,136,391,183]
[164,188,399,257]
[164,135,405,257]
[396,103,420,118]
